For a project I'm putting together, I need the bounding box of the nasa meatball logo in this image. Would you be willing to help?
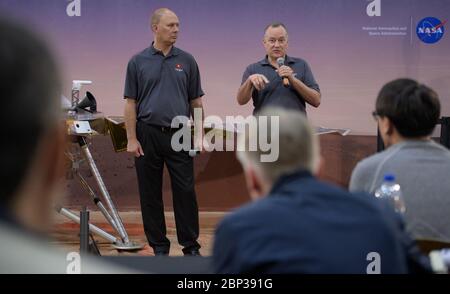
[416,17,446,44]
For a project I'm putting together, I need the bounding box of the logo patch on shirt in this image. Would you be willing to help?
[175,64,184,72]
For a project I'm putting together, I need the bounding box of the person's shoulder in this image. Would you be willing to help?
[427,140,450,157]
[248,58,265,66]
[314,178,355,196]
[302,177,372,203]
[289,56,306,63]
[287,56,311,67]
[218,199,273,230]
[349,150,390,191]
[242,59,265,74]
[0,223,135,274]
[288,57,313,72]
[129,47,151,63]
[175,47,197,61]
[355,149,392,173]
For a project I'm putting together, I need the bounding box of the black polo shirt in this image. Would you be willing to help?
[241,55,320,114]
[124,44,204,127]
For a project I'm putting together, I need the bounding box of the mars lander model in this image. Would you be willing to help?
[58,80,142,251]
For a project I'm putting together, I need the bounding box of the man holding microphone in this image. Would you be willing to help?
[237,22,321,114]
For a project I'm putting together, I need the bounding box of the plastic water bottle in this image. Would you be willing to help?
[374,174,406,214]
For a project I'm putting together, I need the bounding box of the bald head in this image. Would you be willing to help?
[150,8,179,46]
[151,8,176,26]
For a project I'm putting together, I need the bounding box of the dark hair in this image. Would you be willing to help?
[376,78,440,138]
[0,18,61,206]
[264,22,288,35]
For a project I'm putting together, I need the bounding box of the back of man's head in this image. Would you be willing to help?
[237,107,319,184]
[376,78,440,138]
[0,18,61,207]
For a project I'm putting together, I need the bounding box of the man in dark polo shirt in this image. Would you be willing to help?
[237,22,321,115]
[124,8,205,256]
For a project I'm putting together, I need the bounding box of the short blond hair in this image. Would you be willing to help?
[150,8,172,26]
[237,107,319,183]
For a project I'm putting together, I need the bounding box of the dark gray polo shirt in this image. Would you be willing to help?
[124,44,204,127]
[241,55,320,114]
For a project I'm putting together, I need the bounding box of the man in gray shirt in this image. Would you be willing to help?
[124,8,205,256]
[350,78,450,242]
[236,22,321,114]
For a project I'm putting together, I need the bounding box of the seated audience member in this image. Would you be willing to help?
[350,78,450,242]
[0,17,129,274]
[213,107,430,274]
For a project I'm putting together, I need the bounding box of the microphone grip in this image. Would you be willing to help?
[283,77,290,87]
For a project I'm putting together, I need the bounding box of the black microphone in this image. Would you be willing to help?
[277,57,290,87]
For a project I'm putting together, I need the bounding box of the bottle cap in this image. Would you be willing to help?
[383,173,395,182]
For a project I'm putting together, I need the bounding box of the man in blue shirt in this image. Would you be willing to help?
[213,107,430,273]
[237,23,321,114]
[124,8,205,256]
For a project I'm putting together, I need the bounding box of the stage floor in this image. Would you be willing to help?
[51,211,226,257]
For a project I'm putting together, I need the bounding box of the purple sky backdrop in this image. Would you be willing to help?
[0,0,449,134]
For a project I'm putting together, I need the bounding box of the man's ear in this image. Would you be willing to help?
[314,155,324,178]
[386,117,395,136]
[379,116,394,136]
[244,166,265,201]
[378,116,396,147]
[151,24,158,33]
